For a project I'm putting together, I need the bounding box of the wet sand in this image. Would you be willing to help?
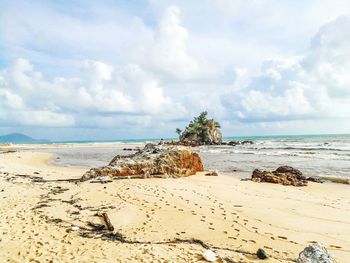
[0,147,349,262]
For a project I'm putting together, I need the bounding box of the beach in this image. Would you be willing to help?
[0,143,350,262]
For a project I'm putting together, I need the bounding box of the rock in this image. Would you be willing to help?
[180,125,222,145]
[226,140,254,146]
[227,141,240,146]
[307,176,325,183]
[71,226,80,231]
[81,144,204,181]
[251,166,308,186]
[256,248,267,259]
[297,243,336,263]
[123,148,134,151]
[275,165,303,176]
[205,171,218,176]
[241,140,254,145]
[202,249,217,262]
[178,112,222,145]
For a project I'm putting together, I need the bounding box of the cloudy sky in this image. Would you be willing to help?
[1,0,350,140]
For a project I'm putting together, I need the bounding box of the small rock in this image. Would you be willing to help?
[71,226,80,231]
[227,141,240,146]
[257,248,267,259]
[205,171,218,176]
[297,243,335,263]
[307,176,325,183]
[202,249,217,262]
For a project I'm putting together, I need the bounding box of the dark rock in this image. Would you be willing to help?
[251,166,308,186]
[226,140,254,146]
[297,243,335,263]
[205,172,218,176]
[257,248,268,259]
[81,144,204,181]
[307,176,325,183]
[227,141,240,146]
[276,165,303,176]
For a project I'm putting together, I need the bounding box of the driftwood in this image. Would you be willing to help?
[102,212,114,231]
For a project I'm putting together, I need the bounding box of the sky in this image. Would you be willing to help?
[1,0,350,140]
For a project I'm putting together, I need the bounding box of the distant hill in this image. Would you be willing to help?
[0,133,50,144]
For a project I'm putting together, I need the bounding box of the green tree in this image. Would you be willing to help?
[181,111,220,144]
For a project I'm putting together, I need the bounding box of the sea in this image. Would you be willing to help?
[23,134,350,179]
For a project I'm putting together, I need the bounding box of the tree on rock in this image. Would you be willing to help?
[176,111,222,145]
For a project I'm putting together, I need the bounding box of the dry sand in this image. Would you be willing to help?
[0,147,349,262]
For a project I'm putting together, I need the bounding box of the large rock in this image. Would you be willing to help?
[180,125,222,145]
[297,243,336,263]
[178,112,222,145]
[81,144,204,181]
[251,166,308,186]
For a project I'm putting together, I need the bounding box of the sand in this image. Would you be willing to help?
[0,147,349,262]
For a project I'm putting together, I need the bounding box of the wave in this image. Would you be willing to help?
[200,148,350,161]
[250,146,350,152]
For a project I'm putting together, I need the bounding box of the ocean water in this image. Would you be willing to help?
[40,134,350,179]
[200,134,350,178]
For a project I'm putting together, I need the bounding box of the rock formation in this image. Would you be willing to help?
[81,144,204,181]
[251,166,308,186]
[176,111,222,145]
[224,140,254,146]
[297,243,336,263]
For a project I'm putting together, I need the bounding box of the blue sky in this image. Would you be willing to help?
[1,0,350,140]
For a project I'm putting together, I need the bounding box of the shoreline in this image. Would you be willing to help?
[0,147,349,262]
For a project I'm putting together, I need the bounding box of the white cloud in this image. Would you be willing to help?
[226,14,350,122]
[1,1,350,137]
[0,58,185,127]
[135,6,198,80]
